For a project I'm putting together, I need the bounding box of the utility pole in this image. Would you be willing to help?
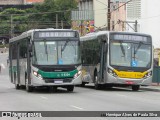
[118,19,138,32]
[10,14,13,38]
[61,20,63,29]
[56,14,58,29]
[107,0,111,31]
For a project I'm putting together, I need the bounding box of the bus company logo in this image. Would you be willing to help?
[2,112,11,117]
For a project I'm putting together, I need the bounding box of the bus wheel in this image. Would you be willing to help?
[81,82,86,87]
[15,83,20,89]
[132,85,140,91]
[25,79,33,92]
[94,75,101,90]
[67,86,74,92]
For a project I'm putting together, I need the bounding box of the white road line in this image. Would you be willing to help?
[70,105,84,110]
[40,96,48,100]
[0,64,5,69]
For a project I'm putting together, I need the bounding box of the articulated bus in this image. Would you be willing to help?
[9,28,82,92]
[80,31,153,91]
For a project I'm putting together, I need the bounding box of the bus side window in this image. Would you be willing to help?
[19,39,27,58]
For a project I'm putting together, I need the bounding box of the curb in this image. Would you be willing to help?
[140,86,160,92]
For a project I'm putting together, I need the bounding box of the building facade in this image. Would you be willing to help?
[139,0,160,48]
[126,0,141,32]
[110,0,126,31]
[24,0,44,4]
[0,0,24,5]
[0,0,44,5]
[125,0,160,48]
[71,0,107,36]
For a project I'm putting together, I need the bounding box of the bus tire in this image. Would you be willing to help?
[26,84,33,92]
[81,82,86,87]
[14,73,20,89]
[94,75,101,90]
[132,85,140,91]
[15,83,20,89]
[67,86,74,92]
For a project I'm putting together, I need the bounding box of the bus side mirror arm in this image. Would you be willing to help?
[28,44,33,57]
[29,44,32,52]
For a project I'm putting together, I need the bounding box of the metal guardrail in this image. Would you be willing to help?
[153,66,160,83]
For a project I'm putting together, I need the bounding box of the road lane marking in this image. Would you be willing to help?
[0,64,5,69]
[70,105,84,110]
[40,96,48,100]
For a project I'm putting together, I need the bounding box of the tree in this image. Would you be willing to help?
[0,0,78,37]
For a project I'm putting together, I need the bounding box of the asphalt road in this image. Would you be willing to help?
[0,53,160,120]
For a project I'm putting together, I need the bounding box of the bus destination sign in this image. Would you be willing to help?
[113,34,149,42]
[34,31,76,38]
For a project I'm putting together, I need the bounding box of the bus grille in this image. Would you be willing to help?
[44,78,72,83]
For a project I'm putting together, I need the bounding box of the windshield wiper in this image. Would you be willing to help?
[43,39,48,61]
[133,42,143,60]
[120,42,125,57]
[61,40,69,52]
[60,40,69,58]
[134,42,142,54]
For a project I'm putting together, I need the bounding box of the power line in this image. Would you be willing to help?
[110,0,132,13]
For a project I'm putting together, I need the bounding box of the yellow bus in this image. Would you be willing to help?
[80,31,153,91]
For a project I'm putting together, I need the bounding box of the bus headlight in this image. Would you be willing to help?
[33,71,43,80]
[108,68,118,77]
[74,71,82,79]
[33,71,38,76]
[144,71,152,79]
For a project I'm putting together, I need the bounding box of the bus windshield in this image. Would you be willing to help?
[110,41,151,68]
[33,40,81,65]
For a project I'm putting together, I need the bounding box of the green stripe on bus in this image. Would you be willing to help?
[38,69,78,78]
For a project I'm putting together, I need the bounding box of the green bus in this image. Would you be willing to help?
[9,28,82,92]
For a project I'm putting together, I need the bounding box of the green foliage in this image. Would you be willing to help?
[0,0,78,37]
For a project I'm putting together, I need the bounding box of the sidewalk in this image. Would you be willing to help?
[140,83,160,91]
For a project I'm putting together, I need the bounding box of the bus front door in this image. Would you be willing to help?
[99,42,107,83]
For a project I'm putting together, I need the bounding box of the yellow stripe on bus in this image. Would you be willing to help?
[114,69,147,79]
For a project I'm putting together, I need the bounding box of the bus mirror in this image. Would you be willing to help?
[104,44,108,53]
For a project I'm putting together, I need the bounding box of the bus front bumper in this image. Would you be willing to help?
[31,74,82,87]
[107,74,152,86]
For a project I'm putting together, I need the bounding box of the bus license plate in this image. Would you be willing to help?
[54,80,63,84]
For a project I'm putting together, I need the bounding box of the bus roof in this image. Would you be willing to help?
[9,28,78,43]
[80,31,152,41]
